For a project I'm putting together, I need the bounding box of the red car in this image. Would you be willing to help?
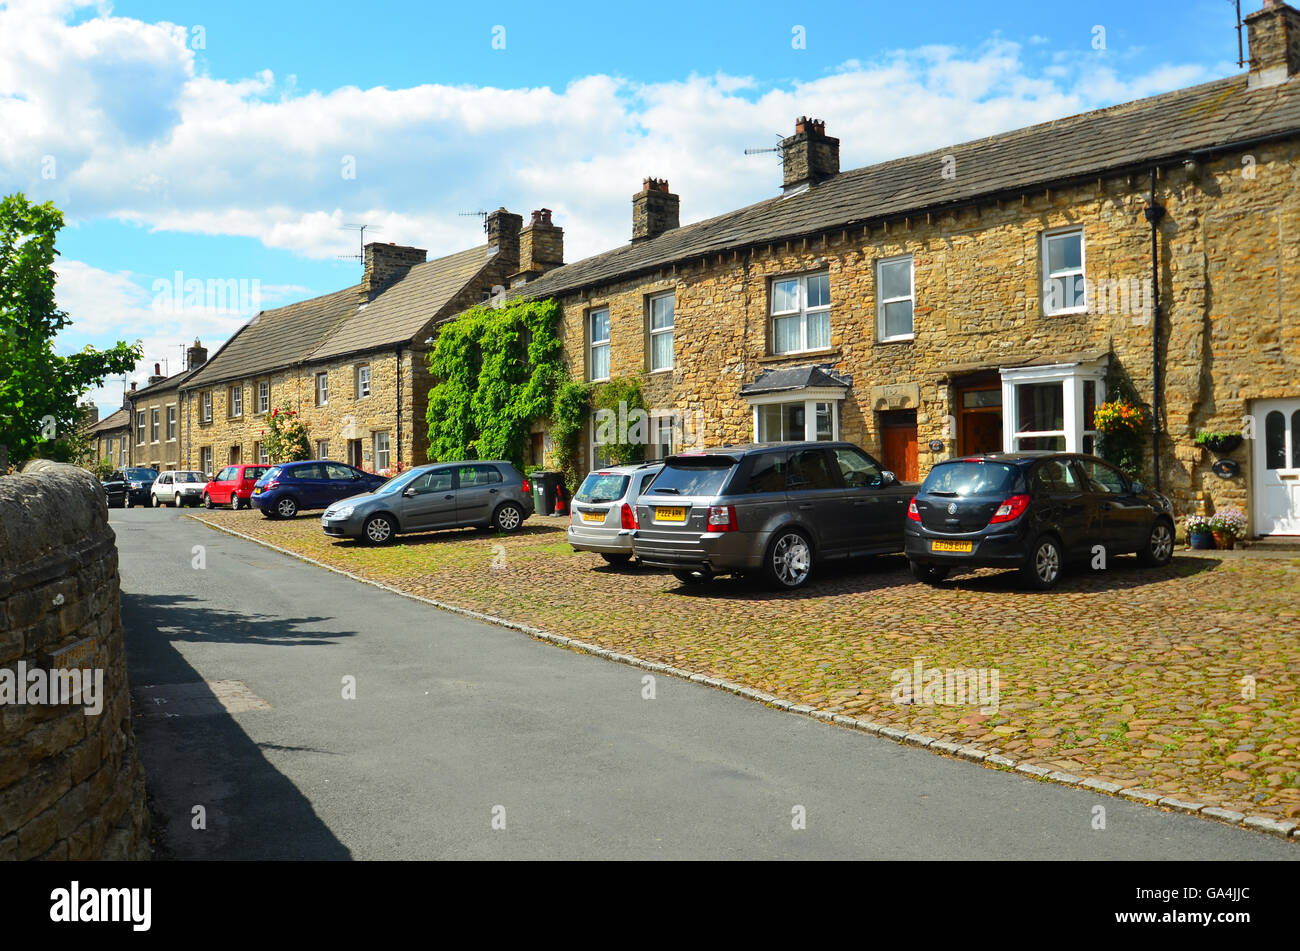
[203,464,272,510]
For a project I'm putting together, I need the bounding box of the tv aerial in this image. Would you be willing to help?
[339,223,381,261]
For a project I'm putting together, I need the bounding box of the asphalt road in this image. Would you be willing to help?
[113,507,1297,860]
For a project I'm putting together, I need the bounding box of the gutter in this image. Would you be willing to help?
[1144,167,1166,492]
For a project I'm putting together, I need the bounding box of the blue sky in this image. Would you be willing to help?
[0,0,1247,410]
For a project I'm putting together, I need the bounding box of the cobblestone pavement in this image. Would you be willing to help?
[189,508,1300,826]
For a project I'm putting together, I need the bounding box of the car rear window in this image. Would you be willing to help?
[262,466,283,482]
[920,461,1018,497]
[576,472,630,504]
[647,458,736,498]
[175,471,205,483]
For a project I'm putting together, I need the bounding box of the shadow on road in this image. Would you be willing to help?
[122,592,352,860]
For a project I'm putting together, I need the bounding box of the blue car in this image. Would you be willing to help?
[251,460,386,519]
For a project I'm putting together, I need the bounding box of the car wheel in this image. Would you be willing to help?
[764,528,813,590]
[910,562,951,585]
[672,568,712,585]
[600,552,632,565]
[363,514,396,545]
[150,494,160,508]
[1138,518,1175,567]
[230,495,241,511]
[275,496,298,519]
[203,494,213,509]
[1021,535,1063,590]
[493,502,524,533]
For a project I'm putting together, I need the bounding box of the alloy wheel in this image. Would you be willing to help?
[771,532,812,588]
[1034,540,1060,586]
[276,497,297,518]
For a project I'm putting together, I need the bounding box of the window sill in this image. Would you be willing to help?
[647,367,672,376]
[876,335,915,346]
[1044,307,1087,318]
[759,347,840,365]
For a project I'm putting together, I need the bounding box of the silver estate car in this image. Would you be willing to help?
[632,442,916,590]
[321,460,534,545]
[567,462,663,564]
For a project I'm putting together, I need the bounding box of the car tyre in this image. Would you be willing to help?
[203,494,213,509]
[150,494,161,508]
[910,562,951,585]
[671,568,712,585]
[763,528,814,590]
[1021,535,1063,590]
[1137,518,1175,567]
[600,553,632,565]
[230,495,241,511]
[493,502,524,533]
[363,514,396,546]
[275,496,298,519]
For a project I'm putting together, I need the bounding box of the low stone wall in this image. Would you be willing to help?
[0,460,149,860]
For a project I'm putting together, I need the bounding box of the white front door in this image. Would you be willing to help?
[1253,398,1300,536]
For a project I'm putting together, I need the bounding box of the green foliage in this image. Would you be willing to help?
[88,456,115,481]
[262,406,312,462]
[550,379,593,487]
[426,298,564,468]
[591,377,648,466]
[0,194,141,466]
[1194,429,1241,446]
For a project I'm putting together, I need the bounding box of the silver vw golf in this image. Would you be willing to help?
[567,462,663,564]
[321,460,533,545]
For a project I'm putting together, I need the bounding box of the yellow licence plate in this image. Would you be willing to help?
[654,506,687,523]
[253,488,262,494]
[581,511,605,523]
[931,540,973,553]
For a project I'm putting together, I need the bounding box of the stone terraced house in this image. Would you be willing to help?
[512,0,1300,538]
[177,208,563,475]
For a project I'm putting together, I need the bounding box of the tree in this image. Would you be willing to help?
[262,407,312,462]
[0,194,141,467]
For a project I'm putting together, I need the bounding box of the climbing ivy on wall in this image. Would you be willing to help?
[425,298,564,468]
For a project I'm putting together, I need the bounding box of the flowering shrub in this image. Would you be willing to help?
[1209,507,1247,538]
[1093,400,1146,434]
[1185,513,1212,535]
[263,406,312,462]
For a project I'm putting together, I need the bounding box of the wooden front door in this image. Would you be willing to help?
[960,410,1003,455]
[348,439,363,468]
[880,410,919,482]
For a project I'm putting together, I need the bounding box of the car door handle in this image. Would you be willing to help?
[853,499,873,506]
[797,503,814,510]
[444,494,454,500]
[489,488,498,493]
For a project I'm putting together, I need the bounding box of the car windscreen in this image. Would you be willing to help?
[575,472,630,504]
[175,471,206,483]
[646,458,736,497]
[920,461,1018,498]
[126,469,155,480]
[376,469,422,494]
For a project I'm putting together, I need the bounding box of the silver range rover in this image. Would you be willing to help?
[632,442,916,590]
[567,462,664,564]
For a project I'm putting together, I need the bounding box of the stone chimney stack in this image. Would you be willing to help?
[512,209,564,283]
[360,242,427,305]
[1247,0,1300,87]
[781,117,840,193]
[79,401,99,425]
[632,179,680,242]
[147,363,166,386]
[486,207,523,272]
[186,339,208,370]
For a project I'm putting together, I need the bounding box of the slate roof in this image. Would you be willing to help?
[516,73,1300,300]
[130,364,203,399]
[185,244,491,389]
[83,407,130,434]
[740,365,853,396]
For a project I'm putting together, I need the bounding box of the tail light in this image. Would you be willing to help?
[265,480,279,490]
[989,493,1030,524]
[521,478,531,494]
[621,502,637,530]
[907,497,921,521]
[706,505,738,532]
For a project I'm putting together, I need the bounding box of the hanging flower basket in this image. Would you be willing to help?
[1195,431,1242,455]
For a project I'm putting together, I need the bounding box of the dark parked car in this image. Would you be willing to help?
[251,461,386,519]
[320,461,533,544]
[122,467,158,507]
[632,442,916,590]
[100,471,127,508]
[904,452,1175,590]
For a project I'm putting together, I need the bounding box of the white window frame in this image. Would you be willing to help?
[770,272,831,356]
[1000,360,1106,453]
[588,308,610,382]
[257,381,270,414]
[1042,227,1087,316]
[316,439,330,460]
[372,431,390,471]
[202,391,213,423]
[229,385,243,418]
[136,411,146,445]
[200,446,213,475]
[650,411,676,460]
[166,404,177,441]
[356,364,371,399]
[119,441,127,467]
[876,254,915,342]
[316,373,329,406]
[256,441,269,464]
[150,408,160,443]
[648,292,674,372]
[748,389,844,442]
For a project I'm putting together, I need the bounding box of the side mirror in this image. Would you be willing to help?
[881,470,897,485]
[1131,481,1145,494]
[402,487,417,498]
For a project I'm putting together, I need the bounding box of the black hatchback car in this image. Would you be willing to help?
[904,452,1175,590]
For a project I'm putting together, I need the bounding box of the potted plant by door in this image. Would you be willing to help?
[1185,513,1214,550]
[1208,508,1247,550]
[1195,430,1243,455]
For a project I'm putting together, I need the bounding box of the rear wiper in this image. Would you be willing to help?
[652,487,680,494]
[929,490,958,497]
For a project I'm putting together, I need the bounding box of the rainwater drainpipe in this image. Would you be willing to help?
[1144,167,1166,492]
[395,348,403,467]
